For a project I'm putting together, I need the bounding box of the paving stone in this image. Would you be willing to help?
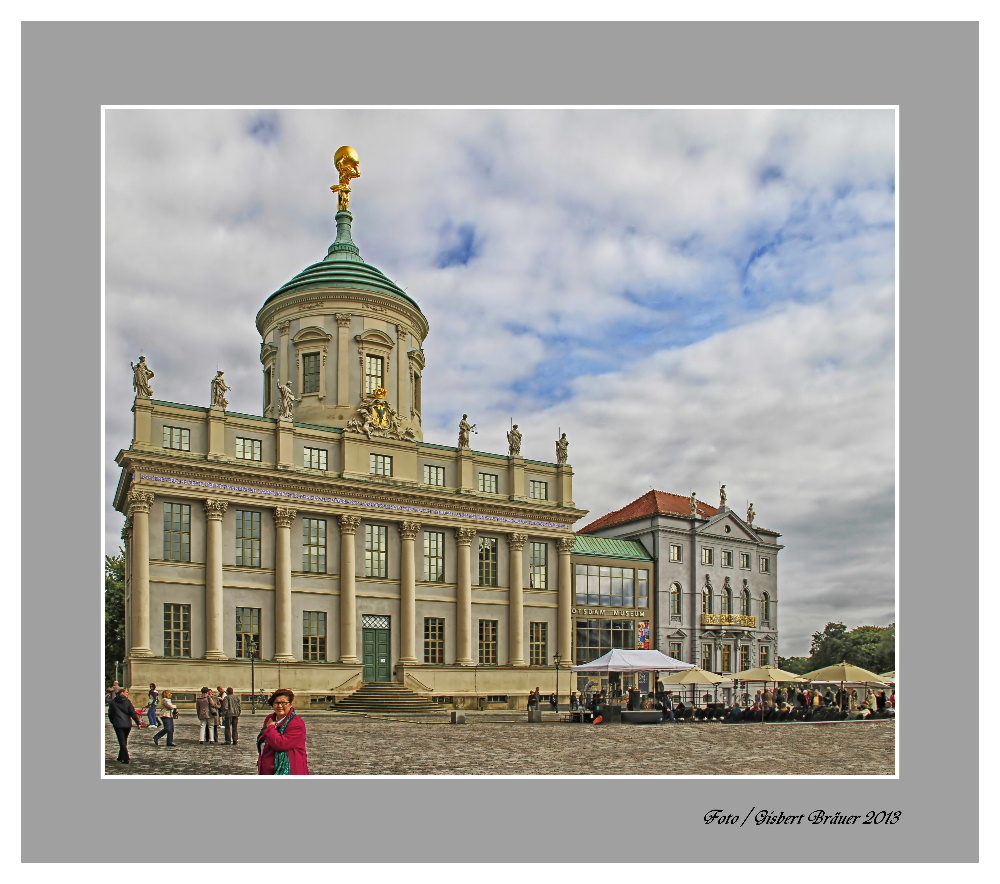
[105,715,896,776]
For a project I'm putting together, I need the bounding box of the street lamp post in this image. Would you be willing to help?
[553,653,562,714]
[248,639,259,714]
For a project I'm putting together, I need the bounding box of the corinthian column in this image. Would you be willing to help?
[338,514,362,664]
[399,521,421,664]
[455,527,477,665]
[507,533,528,666]
[204,499,229,660]
[273,507,297,662]
[556,536,576,663]
[127,490,154,657]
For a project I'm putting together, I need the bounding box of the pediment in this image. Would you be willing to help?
[292,325,333,345]
[697,511,760,542]
[355,328,395,349]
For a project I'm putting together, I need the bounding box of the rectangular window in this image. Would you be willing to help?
[478,536,498,586]
[413,373,422,413]
[235,510,261,567]
[701,643,713,671]
[370,454,393,476]
[235,607,260,659]
[304,447,328,470]
[423,530,445,582]
[701,547,714,566]
[721,550,733,568]
[162,503,190,562]
[264,367,272,409]
[424,617,445,664]
[759,645,771,667]
[759,556,771,573]
[529,542,548,589]
[162,426,190,451]
[423,464,445,486]
[478,619,498,664]
[302,352,321,394]
[721,645,733,672]
[529,622,548,665]
[364,355,384,394]
[669,544,682,563]
[478,473,498,493]
[302,611,327,661]
[740,645,751,671]
[740,552,751,570]
[573,563,645,607]
[302,518,327,573]
[669,641,684,662]
[163,603,191,657]
[528,480,548,500]
[365,524,388,578]
[235,437,262,461]
[574,618,635,665]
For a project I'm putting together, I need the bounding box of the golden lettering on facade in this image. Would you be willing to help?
[701,613,757,627]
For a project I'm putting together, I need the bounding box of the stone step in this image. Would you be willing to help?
[334,681,444,715]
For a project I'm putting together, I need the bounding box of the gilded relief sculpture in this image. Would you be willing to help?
[346,385,416,441]
[330,145,361,212]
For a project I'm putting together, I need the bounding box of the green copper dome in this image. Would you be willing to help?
[262,211,421,311]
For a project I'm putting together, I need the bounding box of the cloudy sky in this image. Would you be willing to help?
[104,108,895,656]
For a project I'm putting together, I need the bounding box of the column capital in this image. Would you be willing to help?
[127,489,154,515]
[335,312,352,328]
[204,499,229,520]
[507,532,529,551]
[456,526,478,546]
[274,507,298,528]
[556,536,576,554]
[399,521,422,540]
[339,513,362,534]
[120,515,133,542]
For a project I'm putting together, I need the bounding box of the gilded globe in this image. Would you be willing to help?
[334,145,360,168]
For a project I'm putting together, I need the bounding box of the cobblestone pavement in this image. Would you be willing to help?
[105,713,895,776]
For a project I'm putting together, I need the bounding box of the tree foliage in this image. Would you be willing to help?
[781,621,895,675]
[105,550,126,684]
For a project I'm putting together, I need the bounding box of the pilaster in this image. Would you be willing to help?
[132,397,153,450]
[457,448,475,494]
[557,464,575,508]
[208,407,226,460]
[508,456,526,500]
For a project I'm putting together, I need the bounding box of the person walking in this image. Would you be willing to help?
[108,687,142,764]
[146,684,161,729]
[209,688,224,743]
[257,689,310,775]
[153,690,178,748]
[196,687,217,744]
[223,687,242,745]
[216,685,227,743]
[105,681,120,705]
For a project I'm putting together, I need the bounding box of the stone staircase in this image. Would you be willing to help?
[334,682,443,715]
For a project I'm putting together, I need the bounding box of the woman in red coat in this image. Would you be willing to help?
[256,689,310,775]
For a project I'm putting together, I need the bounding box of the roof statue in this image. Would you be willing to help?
[211,370,231,410]
[458,414,477,449]
[131,355,154,399]
[277,380,299,420]
[690,492,699,516]
[507,424,522,457]
[747,502,756,526]
[556,432,569,465]
[719,484,727,509]
[330,145,361,212]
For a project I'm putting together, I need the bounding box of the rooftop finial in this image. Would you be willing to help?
[330,145,361,212]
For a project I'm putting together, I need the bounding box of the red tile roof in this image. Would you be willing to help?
[578,490,719,534]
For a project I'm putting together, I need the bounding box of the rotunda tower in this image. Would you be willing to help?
[255,147,428,440]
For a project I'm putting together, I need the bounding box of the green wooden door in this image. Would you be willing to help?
[362,615,391,682]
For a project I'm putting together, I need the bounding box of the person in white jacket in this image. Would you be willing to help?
[152,690,179,748]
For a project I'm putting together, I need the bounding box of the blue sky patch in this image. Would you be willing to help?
[247,112,281,145]
[435,222,481,268]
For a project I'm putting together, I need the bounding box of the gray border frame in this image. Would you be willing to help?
[23,21,976,863]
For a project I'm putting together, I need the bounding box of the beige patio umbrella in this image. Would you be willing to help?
[660,666,732,710]
[801,661,887,713]
[729,665,808,723]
